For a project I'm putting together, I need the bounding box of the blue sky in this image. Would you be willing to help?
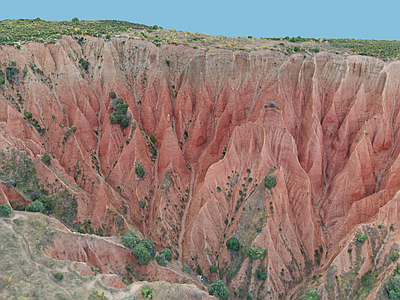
[1,0,398,40]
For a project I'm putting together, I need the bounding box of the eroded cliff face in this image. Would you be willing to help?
[1,37,400,298]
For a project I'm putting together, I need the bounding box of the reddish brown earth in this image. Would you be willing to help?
[1,37,400,298]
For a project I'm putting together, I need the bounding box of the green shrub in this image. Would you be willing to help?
[109,97,130,129]
[109,91,116,99]
[312,48,320,53]
[54,272,64,280]
[65,128,71,138]
[24,111,32,119]
[135,164,145,178]
[209,280,230,300]
[247,246,264,260]
[0,204,13,217]
[257,271,267,280]
[210,265,218,273]
[305,289,320,300]
[386,275,400,299]
[26,200,44,213]
[105,34,111,40]
[264,174,277,190]
[139,199,146,209]
[226,237,240,251]
[156,254,166,267]
[72,17,79,22]
[150,134,157,144]
[357,234,367,243]
[256,226,262,233]
[77,229,85,234]
[132,244,151,265]
[0,76,5,84]
[391,251,400,261]
[141,287,153,299]
[139,239,156,258]
[71,126,77,132]
[182,265,191,274]
[52,115,55,119]
[159,248,172,261]
[294,46,300,52]
[42,152,51,165]
[79,58,89,71]
[121,230,140,249]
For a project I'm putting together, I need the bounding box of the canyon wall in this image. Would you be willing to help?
[1,37,400,298]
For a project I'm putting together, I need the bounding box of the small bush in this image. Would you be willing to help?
[54,272,64,280]
[71,126,77,132]
[210,265,218,273]
[247,246,264,260]
[305,289,320,300]
[182,265,191,274]
[24,111,32,119]
[132,244,151,265]
[264,174,277,190]
[141,287,153,299]
[120,117,130,128]
[72,17,79,22]
[109,91,116,99]
[294,46,300,52]
[65,128,71,138]
[156,254,166,267]
[121,230,140,249]
[257,271,267,280]
[105,34,111,40]
[26,200,44,213]
[357,234,367,243]
[77,229,85,234]
[42,152,51,165]
[79,58,89,71]
[391,251,400,261]
[135,164,145,178]
[150,134,157,144]
[312,47,320,53]
[209,280,230,300]
[0,76,5,84]
[0,204,13,217]
[139,199,146,209]
[52,115,55,119]
[226,237,240,251]
[256,226,262,233]
[159,248,172,261]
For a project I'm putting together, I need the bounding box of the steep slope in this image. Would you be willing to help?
[1,37,400,299]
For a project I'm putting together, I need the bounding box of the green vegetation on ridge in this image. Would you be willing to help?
[0,18,400,60]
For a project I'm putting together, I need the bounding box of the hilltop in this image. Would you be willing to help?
[1,18,400,60]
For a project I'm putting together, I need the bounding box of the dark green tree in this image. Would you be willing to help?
[0,204,13,217]
[139,199,146,209]
[24,111,32,119]
[182,265,191,274]
[71,126,77,132]
[209,280,230,300]
[109,91,116,99]
[26,200,44,213]
[0,76,5,84]
[357,234,367,243]
[139,239,156,258]
[159,248,172,261]
[121,230,140,249]
[226,237,240,251]
[132,244,151,265]
[210,265,218,273]
[264,174,277,190]
[305,289,320,300]
[391,251,400,261]
[156,254,166,267]
[257,271,267,280]
[42,152,51,165]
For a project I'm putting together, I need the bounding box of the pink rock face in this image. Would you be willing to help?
[2,38,400,298]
